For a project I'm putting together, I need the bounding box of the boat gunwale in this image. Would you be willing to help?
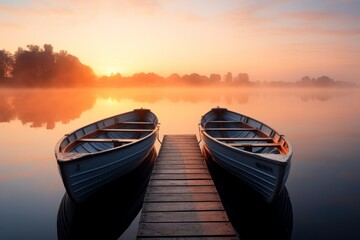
[55,109,158,163]
[200,108,293,164]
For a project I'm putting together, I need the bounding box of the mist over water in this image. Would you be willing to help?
[0,87,359,239]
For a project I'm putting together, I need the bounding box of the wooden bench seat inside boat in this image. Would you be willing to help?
[99,129,154,132]
[215,137,273,142]
[76,138,137,143]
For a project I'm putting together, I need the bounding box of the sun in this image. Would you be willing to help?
[96,66,124,76]
[92,58,128,77]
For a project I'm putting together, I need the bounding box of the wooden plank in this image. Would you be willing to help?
[138,238,237,240]
[158,152,204,155]
[160,151,202,154]
[140,211,229,223]
[150,173,211,180]
[155,160,205,165]
[137,134,236,238]
[152,169,209,174]
[142,201,224,212]
[155,160,206,164]
[137,222,235,237]
[164,134,195,137]
[162,141,199,144]
[161,144,199,147]
[159,150,202,154]
[159,150,201,154]
[138,237,238,240]
[147,186,217,194]
[160,143,199,146]
[163,138,197,141]
[159,153,201,156]
[160,145,200,148]
[164,137,195,140]
[158,153,205,158]
[156,156,204,161]
[144,193,221,202]
[148,180,214,186]
[154,164,206,169]
[160,146,200,149]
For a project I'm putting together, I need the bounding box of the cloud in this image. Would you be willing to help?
[279,10,360,35]
[273,26,360,37]
[221,1,360,37]
[58,0,163,15]
[0,0,163,22]
[0,2,72,16]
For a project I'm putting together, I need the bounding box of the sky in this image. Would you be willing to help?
[0,0,359,83]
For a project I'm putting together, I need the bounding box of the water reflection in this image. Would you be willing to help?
[295,89,349,102]
[0,88,357,130]
[57,148,156,240]
[0,89,96,129]
[96,88,231,104]
[94,88,356,104]
[202,147,293,240]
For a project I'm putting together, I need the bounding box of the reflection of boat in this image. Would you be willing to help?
[199,107,292,203]
[55,109,159,203]
[203,148,293,239]
[57,148,156,239]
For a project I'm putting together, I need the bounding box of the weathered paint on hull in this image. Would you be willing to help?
[58,133,157,203]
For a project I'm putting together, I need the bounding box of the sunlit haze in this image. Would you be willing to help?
[1,0,359,82]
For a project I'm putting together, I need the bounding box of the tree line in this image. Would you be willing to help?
[96,72,251,88]
[0,44,252,88]
[0,44,356,88]
[0,44,95,87]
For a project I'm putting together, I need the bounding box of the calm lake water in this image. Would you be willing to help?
[0,87,359,239]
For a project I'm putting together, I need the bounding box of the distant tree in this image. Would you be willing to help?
[9,44,95,87]
[298,76,313,86]
[52,50,95,87]
[166,73,182,85]
[41,44,55,80]
[234,73,249,85]
[182,73,208,85]
[300,76,311,82]
[12,44,56,86]
[209,73,221,84]
[97,73,123,87]
[129,72,164,87]
[316,76,335,86]
[223,72,233,84]
[0,49,14,78]
[13,47,34,85]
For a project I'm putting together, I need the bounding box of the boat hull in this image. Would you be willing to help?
[200,108,292,203]
[57,149,156,239]
[55,109,158,203]
[58,134,157,203]
[202,148,293,239]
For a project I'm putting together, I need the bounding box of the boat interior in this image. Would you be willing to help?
[61,111,157,154]
[203,109,288,154]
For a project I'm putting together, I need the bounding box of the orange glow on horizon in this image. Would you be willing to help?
[0,1,359,83]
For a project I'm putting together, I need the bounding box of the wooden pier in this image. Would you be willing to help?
[137,134,237,239]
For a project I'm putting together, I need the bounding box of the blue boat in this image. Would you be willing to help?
[199,107,292,203]
[55,109,158,203]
